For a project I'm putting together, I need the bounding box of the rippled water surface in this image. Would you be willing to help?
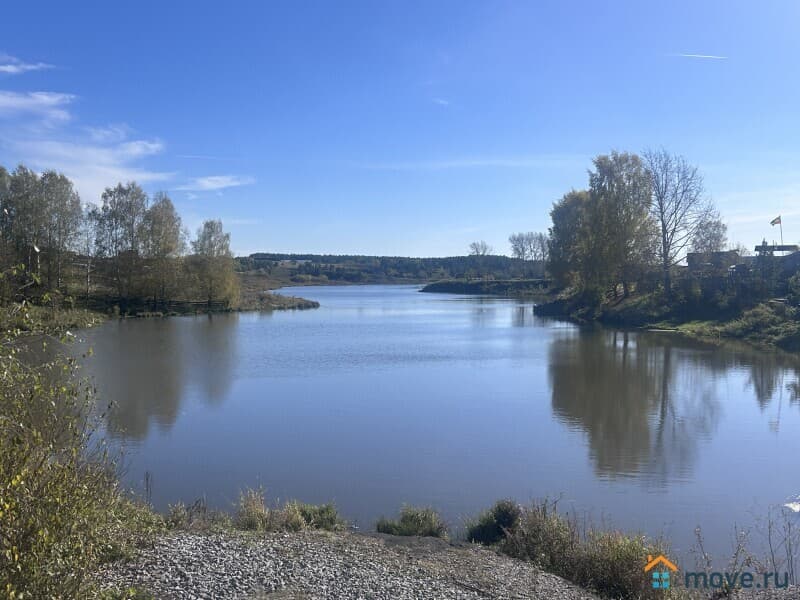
[77,285,800,557]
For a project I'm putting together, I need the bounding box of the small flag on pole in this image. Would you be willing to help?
[771,215,782,226]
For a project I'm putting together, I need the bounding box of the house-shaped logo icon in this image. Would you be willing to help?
[644,554,678,589]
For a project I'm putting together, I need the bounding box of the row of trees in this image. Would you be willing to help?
[508,231,548,264]
[546,149,728,299]
[0,164,238,310]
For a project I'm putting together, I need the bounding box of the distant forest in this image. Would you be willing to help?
[237,253,546,283]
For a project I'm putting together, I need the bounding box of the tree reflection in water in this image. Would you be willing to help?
[548,328,721,484]
[549,327,800,482]
[86,318,186,440]
[81,314,239,440]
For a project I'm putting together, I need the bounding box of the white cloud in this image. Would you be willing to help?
[0,91,75,124]
[176,175,255,191]
[12,136,172,202]
[86,123,132,143]
[432,97,450,106]
[117,139,164,158]
[0,54,54,75]
[0,64,251,206]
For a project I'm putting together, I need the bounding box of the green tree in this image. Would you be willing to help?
[7,165,45,275]
[40,170,82,290]
[77,206,99,303]
[141,192,185,307]
[547,189,590,288]
[547,153,655,298]
[0,166,12,274]
[586,152,655,296]
[190,219,238,308]
[94,182,148,301]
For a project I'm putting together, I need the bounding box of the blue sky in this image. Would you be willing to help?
[1,1,799,256]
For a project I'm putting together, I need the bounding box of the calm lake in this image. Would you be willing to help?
[78,284,800,559]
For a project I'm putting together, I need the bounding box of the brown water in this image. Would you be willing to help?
[76,284,800,560]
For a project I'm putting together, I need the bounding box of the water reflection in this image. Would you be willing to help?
[468,299,497,328]
[512,305,536,327]
[82,299,800,456]
[86,319,185,439]
[548,328,721,482]
[676,340,800,413]
[185,314,238,405]
[547,326,800,484]
[82,315,238,439]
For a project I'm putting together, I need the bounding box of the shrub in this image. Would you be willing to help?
[466,499,521,545]
[0,311,161,599]
[235,488,271,530]
[722,303,782,337]
[500,499,578,572]
[789,273,800,304]
[576,531,662,600]
[288,501,345,531]
[498,499,671,600]
[376,505,448,538]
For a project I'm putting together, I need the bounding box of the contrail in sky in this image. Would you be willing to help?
[669,53,728,60]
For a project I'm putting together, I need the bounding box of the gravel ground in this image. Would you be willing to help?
[728,587,800,599]
[98,530,600,599]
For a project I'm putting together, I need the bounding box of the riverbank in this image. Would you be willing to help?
[0,274,321,332]
[96,524,800,600]
[0,304,107,333]
[533,290,800,353]
[98,529,599,599]
[421,278,549,297]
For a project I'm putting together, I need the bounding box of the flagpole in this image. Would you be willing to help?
[780,220,784,246]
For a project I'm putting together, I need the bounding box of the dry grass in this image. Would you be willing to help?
[231,488,345,532]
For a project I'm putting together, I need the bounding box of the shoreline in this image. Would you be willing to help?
[98,528,601,600]
[531,292,800,355]
[96,518,800,600]
[420,278,549,298]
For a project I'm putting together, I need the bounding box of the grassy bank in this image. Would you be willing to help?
[534,290,800,352]
[375,501,674,599]
[236,270,321,311]
[421,278,550,297]
[164,488,345,534]
[668,304,800,351]
[236,290,320,312]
